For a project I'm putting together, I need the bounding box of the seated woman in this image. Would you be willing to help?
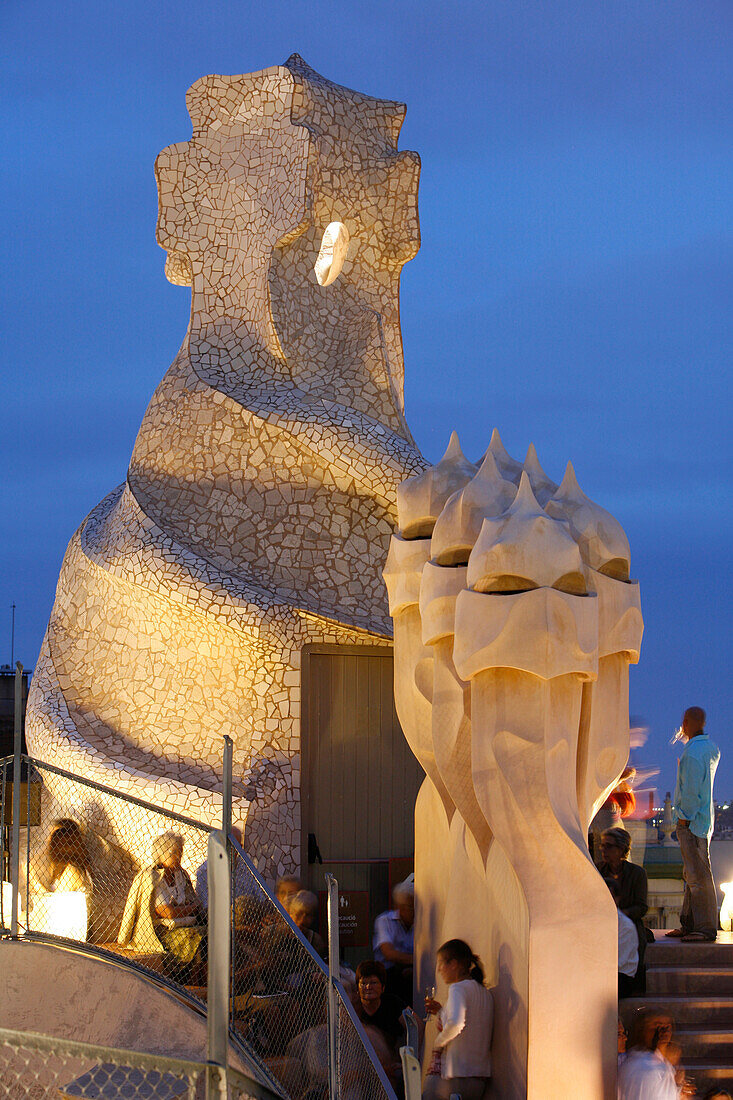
[598,826,649,995]
[289,890,327,960]
[354,960,405,1087]
[118,831,206,981]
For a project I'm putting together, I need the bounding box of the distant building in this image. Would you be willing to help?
[643,843,684,929]
[0,665,30,757]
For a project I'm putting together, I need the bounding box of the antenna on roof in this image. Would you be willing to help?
[10,603,15,667]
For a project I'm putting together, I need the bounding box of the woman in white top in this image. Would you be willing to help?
[425,938,493,1100]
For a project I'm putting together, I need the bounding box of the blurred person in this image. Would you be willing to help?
[701,1090,733,1100]
[619,1010,695,1099]
[285,1009,369,1100]
[195,824,253,908]
[618,1018,628,1067]
[33,817,136,944]
[667,706,720,942]
[119,831,206,981]
[373,878,414,1005]
[34,818,93,943]
[290,890,327,959]
[276,874,302,913]
[257,874,303,935]
[46,818,93,895]
[424,939,493,1100]
[598,827,648,993]
[232,895,270,991]
[590,766,637,862]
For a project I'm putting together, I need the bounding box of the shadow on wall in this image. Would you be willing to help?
[488,943,525,1100]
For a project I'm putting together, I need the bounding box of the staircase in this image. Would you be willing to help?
[622,931,733,1094]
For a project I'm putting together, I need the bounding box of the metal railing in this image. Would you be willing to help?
[227,840,398,1100]
[0,1025,272,1099]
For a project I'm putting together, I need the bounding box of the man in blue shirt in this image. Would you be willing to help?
[373,878,414,1005]
[667,706,721,942]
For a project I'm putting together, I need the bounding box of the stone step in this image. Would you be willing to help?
[677,1062,733,1093]
[675,1028,733,1060]
[646,940,733,968]
[646,966,733,996]
[622,996,733,1028]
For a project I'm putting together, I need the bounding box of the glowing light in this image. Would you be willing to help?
[34,891,88,941]
[720,882,733,933]
[314,222,349,286]
[1,882,20,926]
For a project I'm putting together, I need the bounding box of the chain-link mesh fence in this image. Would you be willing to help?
[228,837,397,1100]
[0,753,397,1100]
[228,836,330,1096]
[0,1026,274,1100]
[1,756,211,993]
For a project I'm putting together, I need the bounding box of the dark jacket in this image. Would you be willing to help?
[599,859,648,922]
[599,859,649,973]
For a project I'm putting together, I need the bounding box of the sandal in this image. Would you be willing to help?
[681,932,713,942]
[664,928,685,938]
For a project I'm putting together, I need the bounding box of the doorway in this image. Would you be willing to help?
[300,644,423,963]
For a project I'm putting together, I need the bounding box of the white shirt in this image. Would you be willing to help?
[435,979,493,1079]
[618,910,639,977]
[373,909,414,969]
[617,1050,680,1100]
[153,868,195,929]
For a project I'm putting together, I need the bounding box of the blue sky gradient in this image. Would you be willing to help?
[2,0,731,796]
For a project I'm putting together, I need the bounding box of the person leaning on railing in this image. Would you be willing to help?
[118,831,206,982]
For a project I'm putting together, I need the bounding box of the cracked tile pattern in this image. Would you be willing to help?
[26,55,426,879]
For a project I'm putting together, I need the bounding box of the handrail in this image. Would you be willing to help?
[0,1024,284,1100]
[2,933,282,1096]
[228,834,398,1100]
[228,833,329,978]
[20,754,216,833]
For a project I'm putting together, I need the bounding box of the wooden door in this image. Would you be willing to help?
[300,644,423,950]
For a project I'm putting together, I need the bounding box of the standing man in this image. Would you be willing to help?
[667,706,721,942]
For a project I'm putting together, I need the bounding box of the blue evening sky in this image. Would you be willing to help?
[2,1,731,798]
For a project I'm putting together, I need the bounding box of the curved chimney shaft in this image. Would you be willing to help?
[385,432,643,1100]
